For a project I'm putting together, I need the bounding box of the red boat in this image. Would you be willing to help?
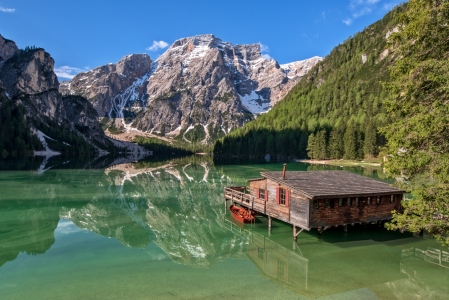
[229,205,256,223]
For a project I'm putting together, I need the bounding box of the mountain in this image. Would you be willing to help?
[214,5,406,159]
[0,34,116,157]
[60,34,321,143]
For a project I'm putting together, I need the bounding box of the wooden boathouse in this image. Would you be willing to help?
[224,165,406,240]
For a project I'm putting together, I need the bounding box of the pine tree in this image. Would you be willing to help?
[364,119,377,158]
[382,0,449,245]
[344,119,358,159]
[306,133,315,159]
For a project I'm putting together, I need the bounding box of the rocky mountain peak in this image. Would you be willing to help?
[280,56,323,79]
[0,35,111,153]
[0,34,18,69]
[169,34,222,49]
[116,53,152,78]
[234,43,262,61]
[60,34,322,143]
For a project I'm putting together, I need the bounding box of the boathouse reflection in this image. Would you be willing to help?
[223,218,449,299]
[1,156,448,300]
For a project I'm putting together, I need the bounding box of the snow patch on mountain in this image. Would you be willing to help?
[239,90,270,114]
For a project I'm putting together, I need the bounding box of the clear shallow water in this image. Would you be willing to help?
[0,156,447,299]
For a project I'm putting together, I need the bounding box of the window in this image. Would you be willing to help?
[390,195,394,203]
[258,248,264,260]
[325,199,330,208]
[377,196,381,204]
[280,188,286,206]
[259,189,265,199]
[356,197,359,206]
[339,198,343,207]
[313,200,318,209]
[367,197,371,205]
[347,198,352,206]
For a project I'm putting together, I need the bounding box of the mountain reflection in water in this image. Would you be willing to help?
[0,155,448,299]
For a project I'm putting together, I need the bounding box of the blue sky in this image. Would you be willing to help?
[0,0,403,80]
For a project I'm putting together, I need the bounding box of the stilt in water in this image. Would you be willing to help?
[268,216,272,235]
[293,226,304,241]
[344,225,348,233]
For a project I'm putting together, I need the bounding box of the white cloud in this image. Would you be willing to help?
[353,7,372,18]
[259,43,269,53]
[146,40,169,52]
[343,18,353,25]
[344,0,383,25]
[259,43,271,59]
[55,221,87,235]
[54,66,84,80]
[262,53,272,60]
[0,6,15,13]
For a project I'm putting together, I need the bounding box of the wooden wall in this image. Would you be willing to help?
[290,192,310,229]
[249,179,310,228]
[249,179,266,197]
[309,194,403,228]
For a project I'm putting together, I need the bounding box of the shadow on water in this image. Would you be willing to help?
[0,155,447,298]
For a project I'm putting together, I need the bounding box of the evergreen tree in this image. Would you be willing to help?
[382,0,449,245]
[298,131,308,158]
[306,133,315,159]
[364,119,377,157]
[344,119,358,160]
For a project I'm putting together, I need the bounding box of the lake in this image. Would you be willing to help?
[0,155,447,299]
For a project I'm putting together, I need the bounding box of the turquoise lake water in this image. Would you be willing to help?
[0,155,447,299]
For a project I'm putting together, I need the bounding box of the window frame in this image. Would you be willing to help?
[313,200,318,209]
[390,195,394,203]
[377,196,381,204]
[325,199,330,208]
[279,188,286,206]
[347,198,352,206]
[259,189,265,200]
[338,198,343,207]
[355,197,359,206]
[367,197,371,205]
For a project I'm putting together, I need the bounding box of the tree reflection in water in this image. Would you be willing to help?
[0,155,447,299]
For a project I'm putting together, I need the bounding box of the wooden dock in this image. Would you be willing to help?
[224,186,308,238]
[224,168,406,241]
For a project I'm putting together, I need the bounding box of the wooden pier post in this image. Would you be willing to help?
[344,225,348,233]
[293,225,304,241]
[268,216,272,235]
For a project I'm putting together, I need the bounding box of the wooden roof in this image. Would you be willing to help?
[260,171,406,199]
[246,178,265,182]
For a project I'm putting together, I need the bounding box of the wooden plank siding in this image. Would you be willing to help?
[226,171,406,233]
[309,194,403,228]
[248,179,310,228]
[290,192,310,229]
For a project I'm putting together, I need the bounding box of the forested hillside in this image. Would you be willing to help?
[214,4,407,159]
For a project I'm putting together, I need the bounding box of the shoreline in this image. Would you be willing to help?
[296,159,382,167]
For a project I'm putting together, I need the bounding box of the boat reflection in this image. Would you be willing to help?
[0,156,448,299]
